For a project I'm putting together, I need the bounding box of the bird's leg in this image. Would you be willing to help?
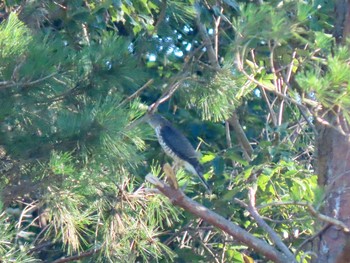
[172,160,189,191]
[172,160,181,174]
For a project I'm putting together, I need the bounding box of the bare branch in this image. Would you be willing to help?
[0,72,58,90]
[295,224,331,256]
[145,174,293,263]
[117,79,154,108]
[227,112,253,160]
[235,187,296,261]
[148,75,191,113]
[195,3,220,69]
[258,201,350,233]
[195,16,219,69]
[51,247,101,263]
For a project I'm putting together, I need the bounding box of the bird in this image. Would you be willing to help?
[146,113,211,192]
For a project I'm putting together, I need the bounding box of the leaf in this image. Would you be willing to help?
[213,156,225,176]
[243,254,255,263]
[225,149,248,166]
[244,166,254,179]
[257,174,270,191]
[222,189,239,201]
[201,152,216,163]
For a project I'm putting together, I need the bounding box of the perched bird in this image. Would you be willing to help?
[146,114,211,192]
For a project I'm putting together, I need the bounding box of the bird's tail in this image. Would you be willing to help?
[194,164,211,193]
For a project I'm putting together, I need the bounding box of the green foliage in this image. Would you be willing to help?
[0,0,340,261]
[190,69,252,121]
[0,13,31,61]
[296,45,350,113]
[0,209,37,262]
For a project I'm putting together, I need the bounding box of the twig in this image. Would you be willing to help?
[295,224,331,256]
[315,115,349,136]
[28,241,53,254]
[239,49,319,135]
[225,121,232,149]
[221,239,227,263]
[261,86,278,126]
[145,174,292,263]
[235,52,310,111]
[163,223,213,245]
[15,201,39,244]
[257,201,350,232]
[0,72,58,90]
[50,247,101,263]
[117,79,154,108]
[148,75,191,113]
[213,4,222,64]
[224,120,236,168]
[199,239,220,263]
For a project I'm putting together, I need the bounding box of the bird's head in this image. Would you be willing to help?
[146,114,168,129]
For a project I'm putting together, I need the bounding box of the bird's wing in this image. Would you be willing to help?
[160,125,211,192]
[160,125,199,163]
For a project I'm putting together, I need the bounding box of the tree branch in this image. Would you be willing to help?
[258,201,350,233]
[235,187,296,261]
[195,3,220,70]
[0,72,58,90]
[117,79,154,108]
[50,248,101,263]
[227,112,253,160]
[145,174,293,263]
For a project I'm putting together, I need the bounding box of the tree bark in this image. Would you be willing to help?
[315,113,350,262]
[312,1,350,261]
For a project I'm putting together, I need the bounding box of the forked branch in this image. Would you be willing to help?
[146,168,295,263]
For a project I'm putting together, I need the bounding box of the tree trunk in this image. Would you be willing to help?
[315,112,350,262]
[312,1,350,261]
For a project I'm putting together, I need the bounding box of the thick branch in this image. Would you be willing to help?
[146,174,292,263]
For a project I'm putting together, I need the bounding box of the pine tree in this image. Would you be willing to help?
[1,0,350,262]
